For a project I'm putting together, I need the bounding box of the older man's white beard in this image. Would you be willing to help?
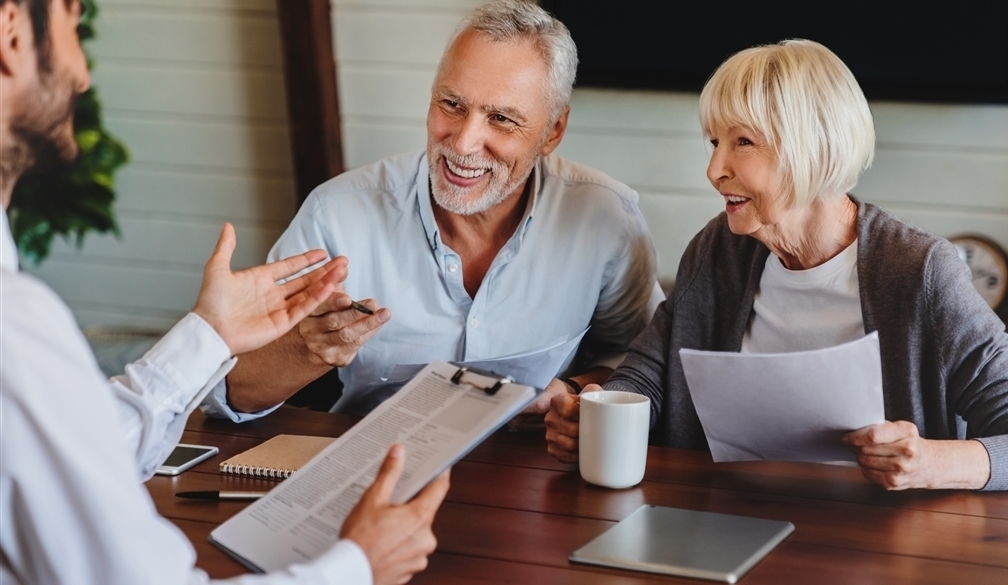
[428,151,531,216]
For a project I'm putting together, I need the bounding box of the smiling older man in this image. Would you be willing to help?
[209,0,662,420]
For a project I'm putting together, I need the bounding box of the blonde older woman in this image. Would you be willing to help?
[546,40,1008,491]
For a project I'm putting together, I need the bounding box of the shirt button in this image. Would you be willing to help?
[470,318,479,327]
[448,263,459,273]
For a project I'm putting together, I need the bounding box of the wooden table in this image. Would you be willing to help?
[148,409,1008,584]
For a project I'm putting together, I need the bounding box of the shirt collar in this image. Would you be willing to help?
[1,210,19,272]
[416,154,543,251]
[416,154,440,251]
[517,157,542,240]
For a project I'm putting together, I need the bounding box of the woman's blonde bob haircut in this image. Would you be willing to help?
[699,39,875,207]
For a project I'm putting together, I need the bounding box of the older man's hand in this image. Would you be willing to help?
[298,292,391,368]
[544,384,603,464]
[513,368,614,432]
[508,378,573,431]
[843,421,991,490]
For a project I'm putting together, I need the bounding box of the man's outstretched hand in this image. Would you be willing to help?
[192,223,344,356]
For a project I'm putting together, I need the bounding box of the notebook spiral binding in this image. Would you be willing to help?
[220,462,296,479]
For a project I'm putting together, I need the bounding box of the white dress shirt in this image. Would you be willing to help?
[204,150,662,418]
[0,212,371,584]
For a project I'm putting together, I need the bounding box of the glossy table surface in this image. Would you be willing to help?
[146,409,1008,584]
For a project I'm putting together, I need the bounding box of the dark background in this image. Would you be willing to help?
[539,0,1008,104]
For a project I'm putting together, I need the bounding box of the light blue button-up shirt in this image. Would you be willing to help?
[206,150,661,416]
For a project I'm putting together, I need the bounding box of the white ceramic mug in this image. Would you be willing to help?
[578,391,651,488]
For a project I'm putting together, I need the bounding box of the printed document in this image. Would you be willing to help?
[680,332,885,463]
[210,361,542,572]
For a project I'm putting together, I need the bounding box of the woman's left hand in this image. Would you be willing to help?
[843,421,991,490]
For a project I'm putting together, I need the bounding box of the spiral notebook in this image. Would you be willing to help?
[219,434,335,479]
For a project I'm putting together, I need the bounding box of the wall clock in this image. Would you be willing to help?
[949,234,1008,322]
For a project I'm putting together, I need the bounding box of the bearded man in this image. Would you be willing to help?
[212,0,662,420]
[1,1,448,583]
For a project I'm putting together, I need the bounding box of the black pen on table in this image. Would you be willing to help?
[175,490,268,501]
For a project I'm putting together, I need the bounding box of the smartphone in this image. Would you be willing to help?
[155,444,219,476]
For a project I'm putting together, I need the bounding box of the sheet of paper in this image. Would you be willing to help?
[381,327,588,390]
[210,361,541,573]
[680,332,885,463]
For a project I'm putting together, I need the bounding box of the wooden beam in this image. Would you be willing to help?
[275,0,344,205]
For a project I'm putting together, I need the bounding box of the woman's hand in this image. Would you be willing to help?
[843,421,991,490]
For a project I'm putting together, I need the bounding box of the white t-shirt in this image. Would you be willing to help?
[741,240,864,354]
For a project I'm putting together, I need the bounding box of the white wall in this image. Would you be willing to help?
[27,0,297,330]
[30,0,1008,328]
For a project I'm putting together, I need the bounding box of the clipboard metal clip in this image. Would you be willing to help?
[450,365,513,396]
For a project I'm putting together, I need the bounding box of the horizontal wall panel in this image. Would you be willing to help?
[93,64,287,120]
[556,130,712,193]
[91,10,282,67]
[28,261,203,315]
[342,122,427,169]
[102,0,275,12]
[45,216,285,270]
[871,102,1008,151]
[104,116,292,173]
[339,67,433,120]
[333,10,462,65]
[638,192,724,280]
[880,206,1008,252]
[111,167,297,223]
[337,0,481,8]
[569,89,704,135]
[71,307,184,332]
[857,149,1008,210]
[566,92,1008,151]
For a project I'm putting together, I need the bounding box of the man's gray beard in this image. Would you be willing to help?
[428,152,536,216]
[430,173,526,216]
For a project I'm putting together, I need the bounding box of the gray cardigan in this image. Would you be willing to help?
[606,197,1008,490]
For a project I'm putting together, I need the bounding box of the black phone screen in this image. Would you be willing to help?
[163,446,215,467]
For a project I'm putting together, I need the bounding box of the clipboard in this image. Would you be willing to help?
[210,360,543,573]
[448,363,513,395]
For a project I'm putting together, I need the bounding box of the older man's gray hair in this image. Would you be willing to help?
[440,0,578,122]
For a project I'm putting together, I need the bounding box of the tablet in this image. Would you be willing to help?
[569,505,794,584]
